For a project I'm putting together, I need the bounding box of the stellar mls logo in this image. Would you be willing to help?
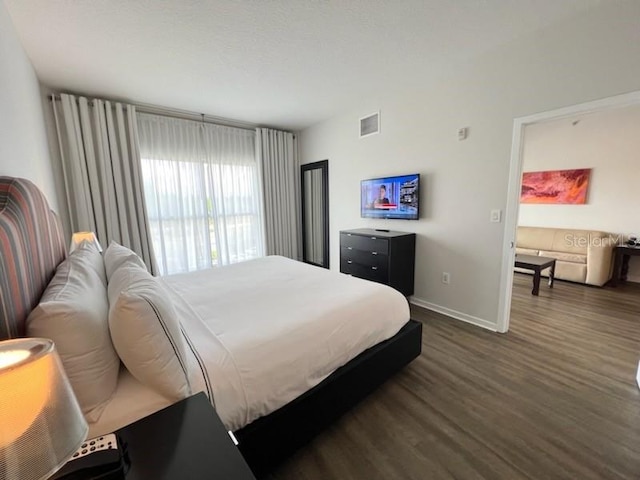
[563,233,637,248]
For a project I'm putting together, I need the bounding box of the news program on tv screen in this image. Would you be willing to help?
[361,174,420,220]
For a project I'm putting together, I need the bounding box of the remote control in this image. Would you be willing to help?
[70,433,118,460]
[50,433,124,479]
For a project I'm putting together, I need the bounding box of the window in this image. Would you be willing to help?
[137,114,264,275]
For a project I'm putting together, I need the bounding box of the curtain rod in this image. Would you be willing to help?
[49,94,258,132]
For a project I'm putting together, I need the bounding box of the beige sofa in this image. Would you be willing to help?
[516,226,616,286]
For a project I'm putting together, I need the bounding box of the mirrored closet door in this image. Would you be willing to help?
[301,160,329,268]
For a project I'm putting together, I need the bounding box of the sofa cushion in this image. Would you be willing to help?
[548,229,615,255]
[539,250,587,264]
[555,261,587,283]
[517,227,556,252]
[516,247,539,256]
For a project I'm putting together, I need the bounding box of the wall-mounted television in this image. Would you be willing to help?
[361,173,420,220]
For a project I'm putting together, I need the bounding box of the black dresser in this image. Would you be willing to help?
[340,228,416,296]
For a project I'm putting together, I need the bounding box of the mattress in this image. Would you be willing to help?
[89,256,409,435]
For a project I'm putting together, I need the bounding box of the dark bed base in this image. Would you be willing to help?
[234,319,423,478]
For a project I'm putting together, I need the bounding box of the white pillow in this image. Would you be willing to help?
[107,254,145,301]
[108,265,191,402]
[103,241,146,281]
[27,242,119,422]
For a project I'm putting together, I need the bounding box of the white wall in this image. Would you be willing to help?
[519,105,640,282]
[0,2,58,210]
[300,1,640,330]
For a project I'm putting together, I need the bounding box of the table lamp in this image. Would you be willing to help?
[69,232,102,253]
[0,338,88,480]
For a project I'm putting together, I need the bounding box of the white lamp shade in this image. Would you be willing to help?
[69,232,102,253]
[0,338,88,480]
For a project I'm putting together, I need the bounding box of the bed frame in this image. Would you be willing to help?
[0,176,423,479]
[235,319,422,478]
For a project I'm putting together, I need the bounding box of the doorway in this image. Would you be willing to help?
[497,91,640,333]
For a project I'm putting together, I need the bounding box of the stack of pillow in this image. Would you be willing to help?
[105,242,191,402]
[27,241,191,424]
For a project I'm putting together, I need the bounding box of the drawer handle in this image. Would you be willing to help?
[371,236,377,240]
[372,251,378,255]
[347,233,352,236]
[347,246,352,250]
[371,266,378,271]
[347,260,352,264]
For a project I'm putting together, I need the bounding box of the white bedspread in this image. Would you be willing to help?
[163,256,409,431]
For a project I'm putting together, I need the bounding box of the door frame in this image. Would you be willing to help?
[497,90,640,333]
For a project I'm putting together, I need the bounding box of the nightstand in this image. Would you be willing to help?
[610,245,640,286]
[118,393,256,480]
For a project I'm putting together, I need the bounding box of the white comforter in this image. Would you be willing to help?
[163,256,409,431]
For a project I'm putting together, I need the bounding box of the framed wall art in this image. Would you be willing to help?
[520,168,591,204]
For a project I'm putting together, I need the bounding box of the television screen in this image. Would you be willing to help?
[361,174,420,220]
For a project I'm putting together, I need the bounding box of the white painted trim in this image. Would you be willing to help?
[496,116,525,333]
[636,360,640,390]
[498,90,640,333]
[410,297,497,332]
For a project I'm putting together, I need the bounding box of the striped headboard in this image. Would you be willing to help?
[0,177,66,340]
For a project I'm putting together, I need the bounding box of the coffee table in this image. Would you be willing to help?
[515,254,556,296]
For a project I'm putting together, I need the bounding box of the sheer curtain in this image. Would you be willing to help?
[137,113,264,275]
[52,94,157,273]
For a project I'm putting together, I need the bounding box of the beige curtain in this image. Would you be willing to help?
[53,93,157,273]
[257,128,300,259]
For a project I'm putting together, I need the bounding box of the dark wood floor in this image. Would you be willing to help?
[272,274,640,479]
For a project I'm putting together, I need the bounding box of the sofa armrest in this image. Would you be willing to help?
[586,243,615,286]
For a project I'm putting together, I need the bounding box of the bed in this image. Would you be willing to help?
[0,176,422,477]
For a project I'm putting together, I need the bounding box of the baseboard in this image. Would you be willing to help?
[636,360,640,390]
[626,275,640,284]
[409,297,497,332]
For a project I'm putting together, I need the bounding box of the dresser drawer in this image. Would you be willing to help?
[340,247,388,269]
[339,228,415,296]
[340,233,389,255]
[340,258,388,283]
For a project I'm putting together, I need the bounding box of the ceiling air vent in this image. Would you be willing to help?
[359,111,380,138]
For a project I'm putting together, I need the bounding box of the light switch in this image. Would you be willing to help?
[490,209,502,223]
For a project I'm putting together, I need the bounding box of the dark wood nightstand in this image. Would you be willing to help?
[118,393,256,480]
[610,245,640,287]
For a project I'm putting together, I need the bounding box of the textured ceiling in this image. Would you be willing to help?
[5,0,604,130]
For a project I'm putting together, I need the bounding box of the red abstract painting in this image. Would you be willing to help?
[520,168,591,204]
